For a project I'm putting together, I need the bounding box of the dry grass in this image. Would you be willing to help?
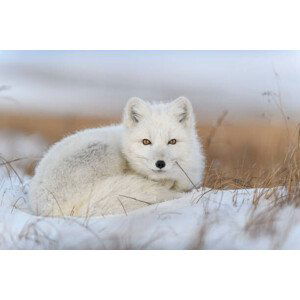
[200,122,300,189]
[1,111,300,249]
[1,111,300,192]
[0,111,118,143]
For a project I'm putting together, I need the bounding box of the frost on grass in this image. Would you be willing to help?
[1,168,300,249]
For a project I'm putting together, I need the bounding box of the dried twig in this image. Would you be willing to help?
[175,161,199,192]
[117,197,128,216]
[118,194,152,205]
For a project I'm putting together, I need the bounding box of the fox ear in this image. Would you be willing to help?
[170,96,195,127]
[123,97,150,127]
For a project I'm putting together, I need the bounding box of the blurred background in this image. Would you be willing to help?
[1,50,300,187]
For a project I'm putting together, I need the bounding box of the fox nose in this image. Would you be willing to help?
[155,160,166,169]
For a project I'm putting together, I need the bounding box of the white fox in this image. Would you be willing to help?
[29,97,205,217]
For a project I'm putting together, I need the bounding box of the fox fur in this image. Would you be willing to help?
[29,97,205,217]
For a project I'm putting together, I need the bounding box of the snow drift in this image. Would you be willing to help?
[1,169,300,250]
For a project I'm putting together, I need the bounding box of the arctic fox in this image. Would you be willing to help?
[29,97,205,217]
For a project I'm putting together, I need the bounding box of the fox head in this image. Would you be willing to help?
[122,97,204,191]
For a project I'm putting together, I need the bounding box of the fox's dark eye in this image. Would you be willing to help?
[168,139,177,145]
[142,139,152,145]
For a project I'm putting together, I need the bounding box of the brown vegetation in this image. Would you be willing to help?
[1,111,299,190]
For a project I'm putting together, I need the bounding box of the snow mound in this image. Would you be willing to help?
[1,172,300,249]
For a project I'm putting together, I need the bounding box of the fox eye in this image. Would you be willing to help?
[168,139,177,145]
[142,139,152,145]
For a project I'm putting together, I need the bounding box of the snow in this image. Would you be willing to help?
[0,130,48,172]
[1,170,300,249]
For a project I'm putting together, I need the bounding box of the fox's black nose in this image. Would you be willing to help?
[155,160,166,169]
